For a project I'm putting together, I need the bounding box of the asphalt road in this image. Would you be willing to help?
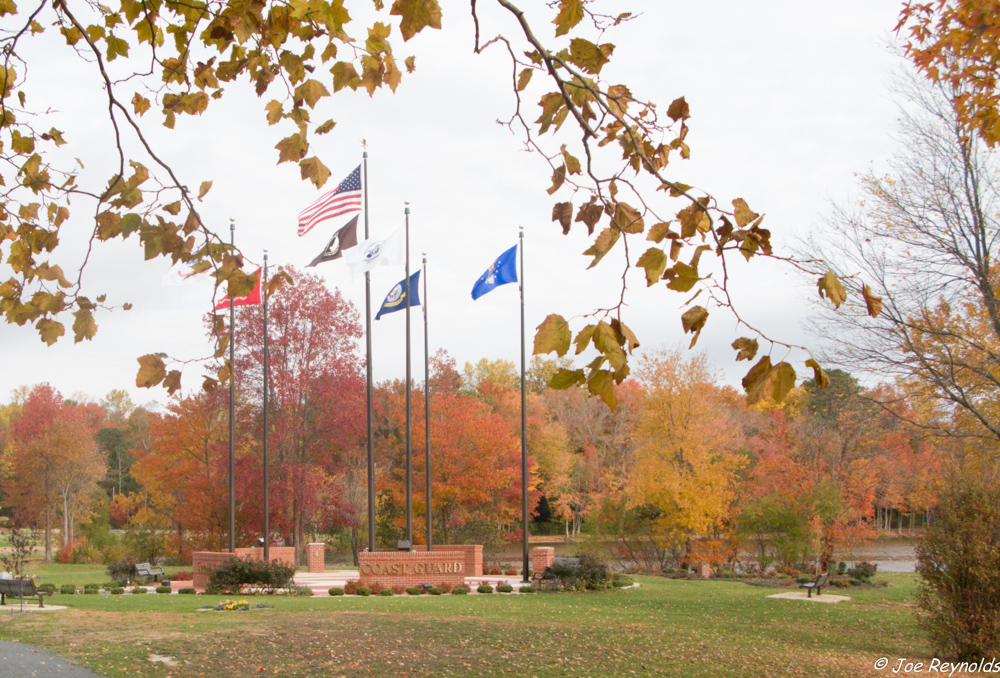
[0,639,107,677]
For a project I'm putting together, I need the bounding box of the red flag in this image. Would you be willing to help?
[214,269,262,310]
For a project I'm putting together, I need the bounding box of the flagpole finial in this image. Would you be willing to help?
[230,218,235,232]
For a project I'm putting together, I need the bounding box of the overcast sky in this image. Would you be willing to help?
[0,0,907,409]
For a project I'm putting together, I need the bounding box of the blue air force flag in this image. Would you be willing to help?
[471,244,518,300]
[376,270,421,320]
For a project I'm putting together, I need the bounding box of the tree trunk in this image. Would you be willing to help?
[44,508,52,563]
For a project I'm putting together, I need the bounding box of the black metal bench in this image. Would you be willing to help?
[799,572,830,598]
[136,562,165,582]
[0,578,49,607]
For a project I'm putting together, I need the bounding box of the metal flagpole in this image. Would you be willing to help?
[519,227,529,583]
[363,147,376,553]
[228,218,236,554]
[423,253,431,551]
[404,205,413,546]
[262,252,270,563]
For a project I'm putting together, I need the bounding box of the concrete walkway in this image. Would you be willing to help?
[0,639,107,677]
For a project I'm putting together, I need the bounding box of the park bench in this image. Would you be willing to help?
[799,572,830,598]
[136,562,165,582]
[0,578,49,607]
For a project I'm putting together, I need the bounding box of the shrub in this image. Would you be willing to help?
[438,582,453,594]
[484,564,502,575]
[171,571,194,582]
[796,574,813,584]
[289,586,314,596]
[178,588,196,595]
[612,574,634,588]
[356,587,372,597]
[109,587,125,595]
[328,587,345,596]
[344,579,359,595]
[155,586,171,594]
[38,583,56,595]
[452,586,468,595]
[107,559,138,584]
[917,483,1000,661]
[477,585,493,594]
[131,586,148,594]
[549,553,612,591]
[83,588,99,595]
[503,567,517,576]
[829,578,850,588]
[379,588,394,596]
[847,578,863,587]
[369,582,385,595]
[206,556,294,595]
[83,583,99,590]
[428,587,442,595]
[496,583,513,593]
[846,562,878,583]
[59,584,76,595]
[837,561,847,576]
[519,585,535,593]
[406,587,422,596]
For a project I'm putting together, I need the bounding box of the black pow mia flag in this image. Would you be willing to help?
[307,215,359,267]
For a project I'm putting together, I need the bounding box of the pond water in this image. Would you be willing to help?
[493,535,922,573]
[836,538,919,573]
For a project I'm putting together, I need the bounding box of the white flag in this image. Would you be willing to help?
[162,258,212,286]
[344,227,405,275]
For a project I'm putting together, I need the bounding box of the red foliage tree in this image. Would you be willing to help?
[232,265,365,563]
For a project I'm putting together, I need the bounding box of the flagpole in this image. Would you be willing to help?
[404,204,413,546]
[363,147,376,553]
[422,253,431,551]
[519,226,529,583]
[228,218,236,554]
[262,252,270,563]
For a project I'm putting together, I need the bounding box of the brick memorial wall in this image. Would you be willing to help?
[412,544,483,577]
[358,550,467,589]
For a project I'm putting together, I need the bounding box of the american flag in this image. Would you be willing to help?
[297,164,363,236]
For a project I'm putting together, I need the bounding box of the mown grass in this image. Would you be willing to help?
[0,573,932,678]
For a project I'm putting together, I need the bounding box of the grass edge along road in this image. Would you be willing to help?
[0,574,930,678]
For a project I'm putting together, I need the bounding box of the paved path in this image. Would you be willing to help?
[0,639,107,677]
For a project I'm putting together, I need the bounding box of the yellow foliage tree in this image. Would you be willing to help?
[629,349,746,549]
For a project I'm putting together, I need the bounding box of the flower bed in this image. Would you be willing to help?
[199,599,274,611]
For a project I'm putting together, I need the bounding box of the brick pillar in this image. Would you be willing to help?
[699,563,711,579]
[307,543,325,573]
[531,547,555,574]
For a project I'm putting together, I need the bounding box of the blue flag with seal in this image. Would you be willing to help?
[376,270,421,320]
[471,244,518,300]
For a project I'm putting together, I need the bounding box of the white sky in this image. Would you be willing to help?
[0,0,906,408]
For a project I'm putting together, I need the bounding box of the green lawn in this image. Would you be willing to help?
[0,573,930,677]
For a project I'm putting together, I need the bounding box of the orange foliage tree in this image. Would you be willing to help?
[6,384,104,562]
